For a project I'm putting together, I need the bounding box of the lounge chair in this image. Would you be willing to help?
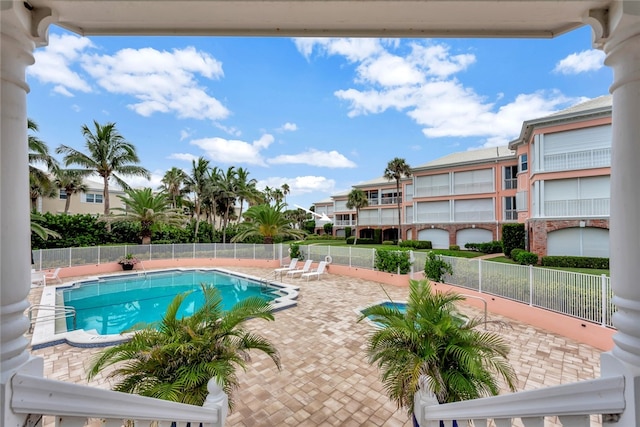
[44,267,62,284]
[301,261,328,281]
[274,258,299,278]
[286,259,313,278]
[31,270,46,287]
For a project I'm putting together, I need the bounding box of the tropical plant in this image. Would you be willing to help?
[110,188,184,245]
[358,279,517,420]
[235,167,260,221]
[217,166,239,244]
[346,188,368,245]
[185,157,210,241]
[383,157,411,243]
[53,169,89,214]
[160,167,189,209]
[56,120,150,218]
[117,253,140,266]
[281,183,290,206]
[30,212,61,241]
[424,251,453,282]
[231,203,306,244]
[87,285,281,411]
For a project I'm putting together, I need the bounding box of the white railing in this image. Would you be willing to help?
[11,372,227,427]
[544,198,610,217]
[414,375,624,427]
[32,244,614,328]
[543,147,611,172]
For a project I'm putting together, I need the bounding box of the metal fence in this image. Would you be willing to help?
[32,244,614,328]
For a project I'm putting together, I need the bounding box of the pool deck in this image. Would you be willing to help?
[29,266,604,426]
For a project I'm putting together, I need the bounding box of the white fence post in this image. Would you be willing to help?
[602,274,608,327]
[193,243,196,259]
[69,247,72,267]
[97,246,101,265]
[172,243,175,260]
[478,259,483,293]
[372,248,376,269]
[39,250,42,270]
[234,243,237,259]
[349,247,352,268]
[253,243,256,260]
[529,264,534,306]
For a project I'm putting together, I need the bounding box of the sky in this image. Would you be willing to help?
[27,24,612,210]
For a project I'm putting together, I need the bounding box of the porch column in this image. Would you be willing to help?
[592,2,640,426]
[0,1,53,424]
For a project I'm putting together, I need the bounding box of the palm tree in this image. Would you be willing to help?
[30,212,61,241]
[111,188,184,244]
[185,157,210,241]
[87,285,281,411]
[160,167,189,209]
[346,188,368,244]
[231,203,306,244]
[281,183,290,206]
[383,157,411,243]
[53,169,89,214]
[29,174,57,212]
[217,166,238,243]
[56,120,150,218]
[235,167,259,221]
[28,119,59,210]
[359,279,516,422]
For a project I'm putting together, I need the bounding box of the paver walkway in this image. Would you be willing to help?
[29,267,603,426]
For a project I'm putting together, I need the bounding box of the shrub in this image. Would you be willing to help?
[303,220,315,234]
[399,240,432,250]
[382,240,395,245]
[541,256,609,269]
[345,227,352,238]
[510,248,524,260]
[323,222,333,235]
[465,241,503,254]
[424,251,453,282]
[346,236,355,245]
[502,223,525,258]
[449,245,460,251]
[373,228,382,244]
[515,251,539,265]
[289,242,304,260]
[375,249,412,274]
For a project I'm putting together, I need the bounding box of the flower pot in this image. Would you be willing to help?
[121,264,134,271]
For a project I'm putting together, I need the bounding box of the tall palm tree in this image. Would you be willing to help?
[346,188,369,244]
[281,183,290,206]
[272,188,284,204]
[29,174,57,212]
[359,279,517,422]
[217,166,238,243]
[383,157,411,243]
[56,120,150,218]
[111,188,184,244]
[53,169,89,214]
[186,157,210,241]
[235,167,259,221]
[231,203,306,244]
[28,118,59,210]
[88,285,281,411]
[160,167,189,209]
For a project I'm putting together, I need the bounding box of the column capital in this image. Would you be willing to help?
[1,0,56,47]
[585,1,640,51]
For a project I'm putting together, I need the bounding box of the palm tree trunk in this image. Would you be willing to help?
[354,208,359,244]
[64,196,71,214]
[103,176,111,231]
[396,180,402,243]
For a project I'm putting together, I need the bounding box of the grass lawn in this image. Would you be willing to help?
[484,256,609,276]
[293,239,482,258]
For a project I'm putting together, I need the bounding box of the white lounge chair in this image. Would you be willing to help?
[274,258,299,278]
[301,261,328,281]
[286,259,313,278]
[31,270,46,287]
[44,267,62,284]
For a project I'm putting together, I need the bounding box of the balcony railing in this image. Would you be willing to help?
[543,147,611,172]
[334,219,356,226]
[543,198,610,217]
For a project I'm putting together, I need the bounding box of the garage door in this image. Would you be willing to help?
[547,227,609,257]
[456,228,493,249]
[417,229,449,249]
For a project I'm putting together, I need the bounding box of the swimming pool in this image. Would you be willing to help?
[32,268,299,348]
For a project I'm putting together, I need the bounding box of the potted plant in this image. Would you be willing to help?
[117,253,139,270]
[358,279,517,426]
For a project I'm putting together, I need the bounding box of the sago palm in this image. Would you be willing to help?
[88,285,281,411]
[359,279,516,418]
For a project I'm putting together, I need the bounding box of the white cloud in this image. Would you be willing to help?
[82,46,229,121]
[28,33,93,95]
[268,148,357,168]
[121,171,160,190]
[190,134,274,166]
[554,50,605,75]
[258,175,336,196]
[293,38,384,62]
[278,122,298,132]
[311,38,576,145]
[168,152,198,162]
[214,122,242,137]
[180,129,193,141]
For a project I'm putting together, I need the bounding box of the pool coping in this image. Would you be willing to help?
[30,267,300,349]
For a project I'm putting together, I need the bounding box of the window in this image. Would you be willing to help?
[83,193,103,204]
[504,165,518,189]
[504,196,517,220]
[59,189,67,200]
[519,154,528,172]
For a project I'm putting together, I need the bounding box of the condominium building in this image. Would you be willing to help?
[316,95,612,257]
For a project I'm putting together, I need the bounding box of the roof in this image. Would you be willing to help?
[28,1,609,42]
[413,146,516,170]
[353,176,411,188]
[509,95,613,148]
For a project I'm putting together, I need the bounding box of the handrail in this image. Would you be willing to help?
[414,375,625,426]
[460,294,488,330]
[27,304,76,333]
[11,372,227,427]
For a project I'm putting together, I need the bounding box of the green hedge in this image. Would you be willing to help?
[465,241,503,254]
[399,240,432,250]
[541,256,609,269]
[515,251,539,265]
[424,251,453,282]
[502,223,525,259]
[374,249,411,274]
[346,237,377,245]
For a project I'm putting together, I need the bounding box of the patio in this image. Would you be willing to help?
[29,267,603,426]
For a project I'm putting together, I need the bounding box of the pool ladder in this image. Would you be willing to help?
[27,304,77,334]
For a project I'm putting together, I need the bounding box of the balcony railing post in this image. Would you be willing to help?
[203,377,228,426]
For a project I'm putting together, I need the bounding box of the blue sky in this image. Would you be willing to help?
[27,25,611,210]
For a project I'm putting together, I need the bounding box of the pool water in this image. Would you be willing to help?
[61,269,280,335]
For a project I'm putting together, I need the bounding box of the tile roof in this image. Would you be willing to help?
[413,145,515,169]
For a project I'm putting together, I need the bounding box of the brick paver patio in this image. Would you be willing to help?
[29,267,603,426]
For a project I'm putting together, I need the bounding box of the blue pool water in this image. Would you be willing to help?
[61,269,280,335]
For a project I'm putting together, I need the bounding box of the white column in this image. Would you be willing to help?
[1,1,53,425]
[590,2,640,426]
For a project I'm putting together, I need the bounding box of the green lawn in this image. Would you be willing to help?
[485,256,609,276]
[292,239,481,258]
